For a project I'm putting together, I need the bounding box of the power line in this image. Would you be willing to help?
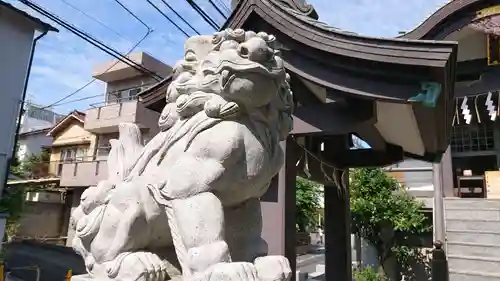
[41,32,151,107]
[215,0,231,14]
[185,0,220,30]
[145,0,190,37]
[26,0,154,108]
[58,0,133,42]
[51,94,105,107]
[111,0,153,32]
[41,32,152,109]
[20,0,163,82]
[159,0,200,35]
[208,0,227,19]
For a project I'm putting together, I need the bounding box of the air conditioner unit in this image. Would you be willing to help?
[25,191,64,204]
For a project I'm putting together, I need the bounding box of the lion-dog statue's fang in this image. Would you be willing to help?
[70,29,294,281]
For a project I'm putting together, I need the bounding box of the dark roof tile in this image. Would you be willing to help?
[0,1,58,32]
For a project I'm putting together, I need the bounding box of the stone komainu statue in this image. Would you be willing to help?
[70,28,294,281]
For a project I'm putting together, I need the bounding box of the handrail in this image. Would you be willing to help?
[89,83,154,108]
[89,95,138,108]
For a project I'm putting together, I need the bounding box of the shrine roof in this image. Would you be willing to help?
[401,0,495,40]
[139,0,468,165]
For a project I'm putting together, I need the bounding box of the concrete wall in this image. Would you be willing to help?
[85,100,160,135]
[0,9,36,195]
[386,159,434,197]
[92,52,172,83]
[59,160,108,187]
[386,146,454,199]
[17,201,64,238]
[65,189,84,246]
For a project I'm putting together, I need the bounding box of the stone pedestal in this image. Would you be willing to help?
[72,275,184,281]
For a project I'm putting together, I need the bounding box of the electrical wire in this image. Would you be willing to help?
[185,0,220,30]
[20,0,162,81]
[159,0,200,35]
[58,0,133,42]
[31,0,155,109]
[41,31,152,109]
[51,94,105,107]
[215,0,231,14]
[208,0,228,19]
[145,0,190,37]
[112,0,153,31]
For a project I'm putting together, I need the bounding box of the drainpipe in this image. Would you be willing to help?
[1,30,48,197]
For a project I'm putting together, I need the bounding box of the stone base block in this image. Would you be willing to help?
[71,275,94,281]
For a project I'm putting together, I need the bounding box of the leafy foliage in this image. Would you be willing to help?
[350,168,431,280]
[353,265,387,281]
[11,150,50,179]
[296,176,322,232]
[0,186,26,241]
[2,149,50,241]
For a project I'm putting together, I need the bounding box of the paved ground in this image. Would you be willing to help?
[4,242,85,281]
[5,242,326,281]
[297,245,325,273]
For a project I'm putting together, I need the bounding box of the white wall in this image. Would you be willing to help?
[386,159,434,200]
[0,10,36,194]
[20,116,52,133]
[17,133,52,161]
[19,103,64,133]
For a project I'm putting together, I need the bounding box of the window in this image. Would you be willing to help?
[97,145,111,157]
[451,124,495,153]
[60,147,88,162]
[113,87,143,103]
[127,88,141,100]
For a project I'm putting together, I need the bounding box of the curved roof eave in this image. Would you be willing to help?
[224,0,458,67]
[401,0,494,40]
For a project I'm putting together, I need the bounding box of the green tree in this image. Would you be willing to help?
[296,176,322,233]
[350,168,431,281]
[2,150,50,241]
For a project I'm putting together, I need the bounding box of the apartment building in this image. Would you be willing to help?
[57,52,171,245]
[9,52,171,244]
[16,102,64,162]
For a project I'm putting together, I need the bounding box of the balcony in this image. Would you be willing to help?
[7,159,109,188]
[84,99,159,134]
[59,158,108,187]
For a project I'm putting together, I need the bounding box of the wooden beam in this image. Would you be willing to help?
[289,73,323,106]
[324,144,404,168]
[455,66,500,97]
[354,124,386,150]
[291,102,374,135]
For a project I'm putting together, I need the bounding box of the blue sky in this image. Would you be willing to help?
[7,0,449,114]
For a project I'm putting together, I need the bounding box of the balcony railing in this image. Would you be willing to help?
[59,156,108,187]
[84,96,159,134]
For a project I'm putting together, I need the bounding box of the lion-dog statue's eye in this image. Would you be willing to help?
[238,46,249,57]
